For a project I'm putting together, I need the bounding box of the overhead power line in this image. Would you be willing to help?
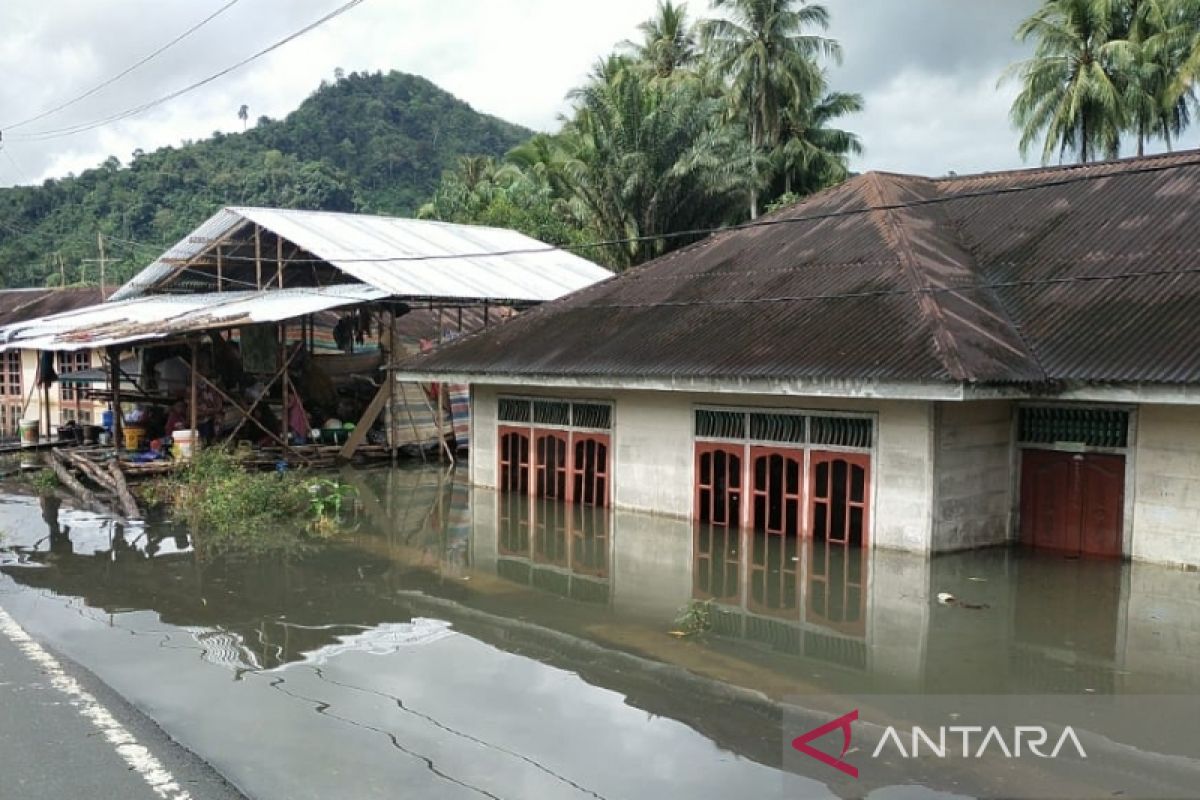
[135,155,1200,266]
[9,0,367,141]
[0,0,243,133]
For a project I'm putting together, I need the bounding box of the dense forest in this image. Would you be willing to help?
[0,71,530,288]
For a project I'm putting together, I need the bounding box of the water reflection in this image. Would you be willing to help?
[2,469,1200,787]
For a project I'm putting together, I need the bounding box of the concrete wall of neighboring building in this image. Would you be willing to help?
[1131,403,1200,566]
[470,384,937,554]
[931,400,1015,552]
[14,349,105,435]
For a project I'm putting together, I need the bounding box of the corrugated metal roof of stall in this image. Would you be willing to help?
[0,284,387,352]
[108,207,613,303]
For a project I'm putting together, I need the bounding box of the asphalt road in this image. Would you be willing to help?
[0,609,246,800]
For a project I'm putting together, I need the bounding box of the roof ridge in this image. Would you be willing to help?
[862,172,970,380]
[931,148,1200,184]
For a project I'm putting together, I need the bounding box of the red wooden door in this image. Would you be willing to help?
[695,443,743,529]
[809,451,870,547]
[534,430,569,500]
[749,447,804,537]
[498,427,531,495]
[1020,450,1124,558]
[570,433,610,507]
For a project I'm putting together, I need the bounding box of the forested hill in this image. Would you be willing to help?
[0,71,531,288]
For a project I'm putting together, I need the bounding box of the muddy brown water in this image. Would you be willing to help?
[0,465,1198,799]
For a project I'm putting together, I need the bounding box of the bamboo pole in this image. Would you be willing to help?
[189,339,199,437]
[63,451,118,494]
[254,224,263,290]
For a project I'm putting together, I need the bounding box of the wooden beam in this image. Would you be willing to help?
[189,339,199,436]
[107,461,142,519]
[216,246,223,292]
[276,235,284,289]
[339,381,389,460]
[254,224,263,289]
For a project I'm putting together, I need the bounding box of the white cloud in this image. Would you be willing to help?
[0,0,1043,188]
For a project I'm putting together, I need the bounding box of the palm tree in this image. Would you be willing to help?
[237,104,249,131]
[561,65,752,267]
[701,0,841,218]
[622,1,699,79]
[1114,0,1193,154]
[1005,0,1127,164]
[773,87,863,196]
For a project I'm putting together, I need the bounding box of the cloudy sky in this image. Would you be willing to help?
[0,0,1044,188]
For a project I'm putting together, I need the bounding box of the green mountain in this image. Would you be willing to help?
[0,70,532,288]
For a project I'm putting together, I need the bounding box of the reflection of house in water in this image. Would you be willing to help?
[693,524,869,672]
[496,495,611,605]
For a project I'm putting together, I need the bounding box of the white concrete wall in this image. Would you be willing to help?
[9,348,104,435]
[469,385,937,554]
[1131,404,1200,566]
[931,400,1015,552]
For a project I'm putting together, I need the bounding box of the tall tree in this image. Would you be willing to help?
[772,87,862,196]
[701,0,841,218]
[622,1,699,79]
[559,64,752,267]
[1006,0,1127,163]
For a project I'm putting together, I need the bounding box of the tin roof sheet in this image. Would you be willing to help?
[403,150,1200,387]
[109,207,612,303]
[0,284,386,351]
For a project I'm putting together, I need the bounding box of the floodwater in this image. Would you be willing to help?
[0,465,1198,799]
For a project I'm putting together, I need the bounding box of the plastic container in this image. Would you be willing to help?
[173,429,200,461]
[19,420,38,448]
[101,409,114,432]
[123,425,146,451]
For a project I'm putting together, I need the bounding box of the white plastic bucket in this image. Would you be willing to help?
[173,429,201,460]
[19,420,38,448]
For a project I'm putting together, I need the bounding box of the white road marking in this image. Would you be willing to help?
[0,606,193,800]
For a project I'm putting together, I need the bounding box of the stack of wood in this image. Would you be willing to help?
[45,450,142,520]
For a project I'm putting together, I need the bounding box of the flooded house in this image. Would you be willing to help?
[0,207,610,462]
[0,287,105,440]
[398,151,1200,568]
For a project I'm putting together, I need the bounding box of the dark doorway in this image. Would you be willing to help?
[1020,450,1124,558]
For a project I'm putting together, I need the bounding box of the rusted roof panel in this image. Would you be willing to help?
[406,150,1200,387]
[0,288,105,328]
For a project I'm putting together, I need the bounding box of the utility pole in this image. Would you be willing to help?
[81,235,117,297]
[97,232,107,300]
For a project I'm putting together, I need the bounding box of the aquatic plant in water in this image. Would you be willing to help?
[672,599,714,637]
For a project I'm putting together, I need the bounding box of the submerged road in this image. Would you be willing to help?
[0,606,245,800]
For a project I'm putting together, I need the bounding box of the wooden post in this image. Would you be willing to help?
[109,346,122,449]
[276,235,284,289]
[189,339,199,437]
[389,308,396,465]
[216,245,223,292]
[254,225,263,290]
[280,330,289,447]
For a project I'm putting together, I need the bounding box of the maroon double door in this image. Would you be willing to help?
[1019,449,1124,558]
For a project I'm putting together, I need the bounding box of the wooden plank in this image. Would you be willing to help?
[338,381,389,460]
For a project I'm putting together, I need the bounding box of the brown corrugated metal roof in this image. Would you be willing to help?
[0,288,105,329]
[402,150,1200,386]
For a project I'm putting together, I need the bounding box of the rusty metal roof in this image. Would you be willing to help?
[0,285,387,352]
[401,150,1200,387]
[0,288,105,328]
[109,207,612,304]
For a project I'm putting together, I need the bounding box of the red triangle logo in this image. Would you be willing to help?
[791,709,859,778]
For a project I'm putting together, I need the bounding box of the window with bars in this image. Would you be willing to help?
[0,352,21,397]
[1018,406,1129,449]
[499,397,612,431]
[57,351,91,401]
[695,408,873,450]
[498,396,613,510]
